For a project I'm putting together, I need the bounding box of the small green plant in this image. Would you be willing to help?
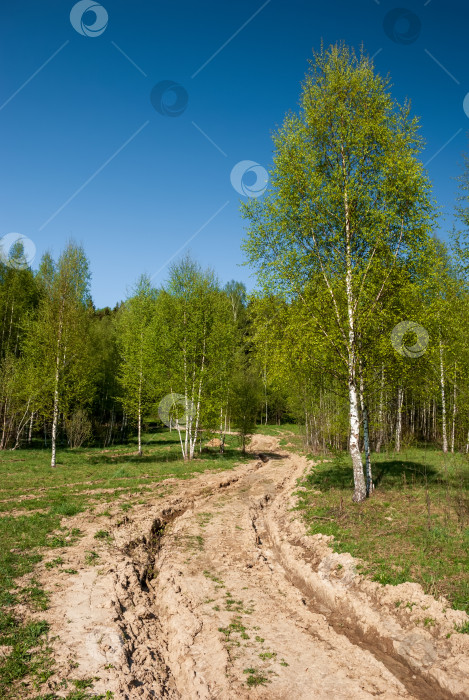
[45,557,64,570]
[279,658,289,666]
[255,635,264,643]
[21,579,49,610]
[72,678,95,690]
[218,617,249,642]
[94,529,111,541]
[63,568,78,574]
[259,651,276,660]
[203,570,224,586]
[243,667,270,687]
[196,512,214,528]
[423,617,436,627]
[454,621,469,634]
[85,551,100,565]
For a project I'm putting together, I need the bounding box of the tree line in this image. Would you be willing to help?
[1,44,468,501]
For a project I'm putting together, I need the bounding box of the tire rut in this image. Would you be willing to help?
[116,442,433,697]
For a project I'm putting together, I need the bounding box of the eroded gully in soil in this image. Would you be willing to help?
[37,436,469,699]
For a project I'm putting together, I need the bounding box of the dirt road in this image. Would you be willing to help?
[34,436,469,699]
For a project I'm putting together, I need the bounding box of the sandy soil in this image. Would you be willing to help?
[27,436,469,699]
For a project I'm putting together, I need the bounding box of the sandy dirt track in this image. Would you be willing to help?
[31,436,469,699]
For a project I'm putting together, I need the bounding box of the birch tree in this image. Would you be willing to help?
[153,257,238,460]
[242,44,434,500]
[23,243,92,466]
[116,275,157,456]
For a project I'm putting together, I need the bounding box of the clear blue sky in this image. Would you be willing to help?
[1,0,468,308]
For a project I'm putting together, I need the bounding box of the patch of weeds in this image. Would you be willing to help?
[423,617,436,627]
[20,579,49,611]
[255,635,264,643]
[180,534,204,552]
[218,618,249,642]
[84,551,99,566]
[120,503,132,512]
[405,601,417,610]
[45,557,64,570]
[212,605,220,611]
[45,536,68,548]
[259,651,276,660]
[225,592,245,613]
[46,528,82,549]
[196,512,214,528]
[99,510,112,518]
[279,658,289,666]
[454,621,469,634]
[395,600,402,608]
[94,530,111,541]
[72,679,95,690]
[0,618,52,698]
[63,568,78,575]
[50,500,84,517]
[242,668,270,687]
[203,570,224,587]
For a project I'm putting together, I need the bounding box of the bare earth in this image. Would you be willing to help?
[26,436,469,699]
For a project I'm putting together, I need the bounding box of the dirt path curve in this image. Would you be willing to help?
[35,437,469,699]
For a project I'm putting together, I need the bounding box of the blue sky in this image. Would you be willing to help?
[1,0,468,307]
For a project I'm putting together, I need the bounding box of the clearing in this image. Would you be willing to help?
[1,433,469,699]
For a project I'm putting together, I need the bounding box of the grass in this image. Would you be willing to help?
[0,428,248,698]
[295,446,469,615]
[243,667,270,687]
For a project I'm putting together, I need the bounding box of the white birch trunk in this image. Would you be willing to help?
[376,365,385,453]
[395,387,403,453]
[51,298,65,468]
[343,181,366,502]
[439,339,448,453]
[28,410,35,444]
[359,367,373,496]
[451,363,456,454]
